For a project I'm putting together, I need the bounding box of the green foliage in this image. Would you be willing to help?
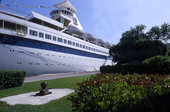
[167,46,170,56]
[0,71,26,90]
[143,56,170,74]
[120,25,146,43]
[100,65,115,73]
[146,23,170,41]
[101,56,170,75]
[110,23,170,64]
[100,64,143,75]
[69,74,170,112]
[147,26,160,40]
[110,39,167,64]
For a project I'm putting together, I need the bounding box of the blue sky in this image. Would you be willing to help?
[2,0,170,44]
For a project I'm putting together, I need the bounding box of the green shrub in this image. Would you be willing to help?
[143,55,170,74]
[100,56,170,75]
[100,65,115,73]
[69,74,170,112]
[100,64,145,75]
[0,71,26,90]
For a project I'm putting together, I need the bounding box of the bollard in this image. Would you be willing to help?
[36,82,52,96]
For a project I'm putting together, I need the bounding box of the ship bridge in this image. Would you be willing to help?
[50,0,84,31]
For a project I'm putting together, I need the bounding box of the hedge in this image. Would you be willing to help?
[0,71,26,90]
[143,55,170,74]
[100,64,145,75]
[100,56,170,75]
[69,74,170,112]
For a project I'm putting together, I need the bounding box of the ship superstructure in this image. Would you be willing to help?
[0,0,112,75]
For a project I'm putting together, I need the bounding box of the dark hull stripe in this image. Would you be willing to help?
[0,34,107,59]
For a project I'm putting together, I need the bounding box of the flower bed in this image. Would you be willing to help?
[69,73,170,112]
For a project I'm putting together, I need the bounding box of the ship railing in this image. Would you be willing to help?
[1,27,27,37]
[16,29,27,36]
[0,20,27,37]
[0,5,29,18]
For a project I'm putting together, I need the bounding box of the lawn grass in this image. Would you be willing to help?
[0,75,91,112]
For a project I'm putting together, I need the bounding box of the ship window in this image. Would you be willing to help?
[58,37,63,42]
[53,36,57,41]
[89,47,92,51]
[19,40,23,44]
[19,51,24,53]
[73,42,75,46]
[31,41,35,45]
[64,39,67,44]
[38,43,42,46]
[10,50,15,52]
[30,30,38,36]
[4,21,16,31]
[86,46,88,49]
[52,45,55,48]
[80,44,82,48]
[68,40,72,45]
[45,34,51,40]
[17,24,27,35]
[29,63,33,65]
[39,32,44,38]
[0,20,3,28]
[76,43,79,47]
[47,44,51,48]
[36,63,40,65]
[17,62,22,64]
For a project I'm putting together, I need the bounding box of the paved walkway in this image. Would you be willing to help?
[24,71,99,83]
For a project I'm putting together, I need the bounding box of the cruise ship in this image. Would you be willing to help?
[0,0,112,76]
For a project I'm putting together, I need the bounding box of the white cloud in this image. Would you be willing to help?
[92,0,170,44]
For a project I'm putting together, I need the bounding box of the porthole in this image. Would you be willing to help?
[17,62,22,64]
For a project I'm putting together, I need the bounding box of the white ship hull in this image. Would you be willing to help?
[0,44,111,76]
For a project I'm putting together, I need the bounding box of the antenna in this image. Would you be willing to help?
[33,0,35,11]
[13,0,16,12]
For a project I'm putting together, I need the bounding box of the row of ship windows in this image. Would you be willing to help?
[9,48,104,59]
[16,62,98,67]
[10,50,104,62]
[50,9,73,16]
[29,30,108,54]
